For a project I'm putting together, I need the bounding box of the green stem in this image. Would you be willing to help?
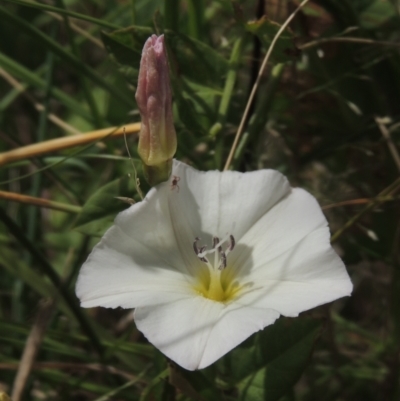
[28,24,55,239]
[130,0,136,25]
[186,0,204,39]
[13,24,56,323]
[164,0,180,32]
[2,0,121,29]
[232,63,284,168]
[139,368,169,401]
[209,37,244,138]
[0,53,94,123]
[41,200,82,213]
[0,6,133,108]
[56,0,104,127]
[94,365,151,401]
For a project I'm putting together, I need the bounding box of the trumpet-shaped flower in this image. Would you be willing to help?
[76,161,352,370]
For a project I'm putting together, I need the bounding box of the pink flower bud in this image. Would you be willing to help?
[135,35,176,185]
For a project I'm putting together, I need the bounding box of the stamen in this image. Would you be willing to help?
[219,251,227,270]
[199,246,208,263]
[198,234,230,258]
[213,236,222,251]
[193,234,235,270]
[194,238,209,263]
[193,237,200,255]
[228,235,235,252]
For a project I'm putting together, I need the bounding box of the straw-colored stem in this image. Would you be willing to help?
[299,37,400,51]
[0,67,81,136]
[0,123,140,167]
[322,195,396,210]
[375,117,400,174]
[0,190,82,213]
[331,176,400,243]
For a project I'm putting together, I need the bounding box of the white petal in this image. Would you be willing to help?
[236,226,352,316]
[76,224,194,309]
[168,160,291,243]
[134,297,280,370]
[231,188,328,277]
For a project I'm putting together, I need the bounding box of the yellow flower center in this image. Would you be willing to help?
[192,235,242,303]
[194,267,241,302]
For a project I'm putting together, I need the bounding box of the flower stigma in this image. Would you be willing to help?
[192,235,241,303]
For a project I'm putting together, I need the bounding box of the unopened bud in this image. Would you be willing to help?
[135,34,177,186]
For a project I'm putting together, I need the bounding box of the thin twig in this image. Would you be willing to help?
[0,68,81,136]
[322,195,396,210]
[299,37,400,51]
[223,0,310,171]
[45,11,104,48]
[1,362,140,382]
[375,117,400,174]
[11,300,56,401]
[0,190,82,213]
[0,123,141,167]
[331,176,400,243]
[124,127,144,200]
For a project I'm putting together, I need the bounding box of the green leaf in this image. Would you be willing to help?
[101,26,153,67]
[0,52,95,123]
[228,318,323,401]
[74,175,136,236]
[1,248,73,319]
[172,85,209,134]
[245,17,298,63]
[1,0,121,29]
[0,5,133,107]
[165,30,228,86]
[101,26,154,84]
[359,0,396,29]
[173,364,222,401]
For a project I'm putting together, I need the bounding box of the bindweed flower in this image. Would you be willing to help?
[135,34,176,186]
[76,161,352,371]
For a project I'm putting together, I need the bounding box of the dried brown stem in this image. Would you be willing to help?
[11,300,56,401]
[0,68,81,136]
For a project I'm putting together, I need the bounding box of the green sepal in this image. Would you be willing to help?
[142,159,173,187]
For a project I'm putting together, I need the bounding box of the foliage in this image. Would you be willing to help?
[0,0,400,400]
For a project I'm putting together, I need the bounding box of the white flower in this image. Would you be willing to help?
[76,160,352,370]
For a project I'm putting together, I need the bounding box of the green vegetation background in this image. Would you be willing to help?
[0,0,400,400]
